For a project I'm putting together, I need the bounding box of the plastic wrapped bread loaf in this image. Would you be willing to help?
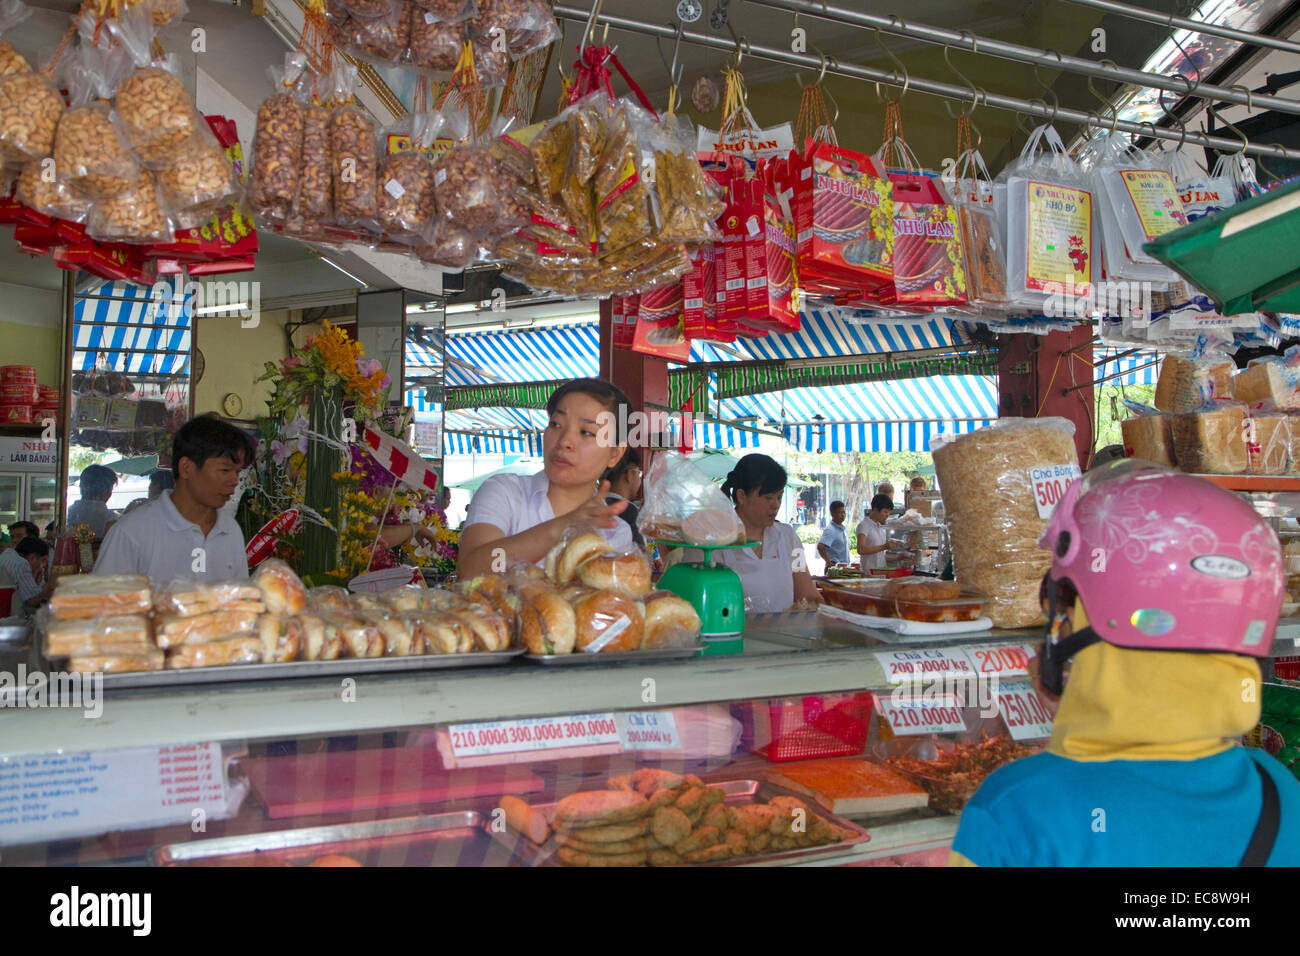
[931,417,1078,628]
[1245,411,1290,476]
[1171,404,1247,474]
[1154,352,1236,413]
[1233,361,1300,409]
[1120,413,1175,467]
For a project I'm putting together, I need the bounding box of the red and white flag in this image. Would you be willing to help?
[361,422,440,494]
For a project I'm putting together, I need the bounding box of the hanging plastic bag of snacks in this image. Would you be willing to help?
[1088,131,1185,284]
[408,7,463,72]
[996,124,1101,313]
[0,0,33,77]
[247,52,308,222]
[87,167,173,244]
[51,41,140,201]
[329,61,380,224]
[412,0,476,24]
[950,115,1008,308]
[376,110,442,240]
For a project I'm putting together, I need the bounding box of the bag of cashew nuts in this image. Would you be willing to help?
[247,52,308,223]
[468,0,556,60]
[155,121,240,230]
[113,56,208,167]
[408,5,464,73]
[333,0,412,65]
[0,0,33,78]
[376,110,443,241]
[15,157,91,222]
[51,41,140,202]
[328,62,380,225]
[431,113,528,245]
[292,97,333,224]
[412,0,475,24]
[86,166,173,244]
[0,5,63,167]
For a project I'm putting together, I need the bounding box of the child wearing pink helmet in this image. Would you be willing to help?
[951,459,1300,866]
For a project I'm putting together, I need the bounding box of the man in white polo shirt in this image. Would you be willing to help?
[94,414,255,586]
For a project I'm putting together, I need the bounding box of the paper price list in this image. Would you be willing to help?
[156,743,224,809]
[448,714,621,757]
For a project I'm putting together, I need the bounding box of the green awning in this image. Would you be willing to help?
[711,353,1000,400]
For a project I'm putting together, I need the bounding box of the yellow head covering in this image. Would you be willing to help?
[1047,604,1262,761]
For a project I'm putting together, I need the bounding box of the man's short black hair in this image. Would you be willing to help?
[830,500,845,511]
[149,469,176,491]
[546,377,633,420]
[172,414,255,479]
[871,494,894,512]
[8,521,38,538]
[16,536,49,558]
[78,464,117,499]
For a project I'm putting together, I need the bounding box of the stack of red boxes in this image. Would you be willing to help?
[0,365,37,424]
[35,384,60,427]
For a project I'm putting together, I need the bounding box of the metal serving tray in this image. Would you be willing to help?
[523,644,703,665]
[0,624,29,644]
[81,648,526,692]
[153,811,505,867]
[491,778,871,867]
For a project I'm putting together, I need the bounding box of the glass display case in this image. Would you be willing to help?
[4,612,1294,867]
[884,520,949,574]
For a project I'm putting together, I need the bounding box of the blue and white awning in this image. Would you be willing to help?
[72,281,192,377]
[1095,347,1162,387]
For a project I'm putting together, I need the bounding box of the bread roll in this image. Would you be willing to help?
[165,635,263,668]
[253,557,308,615]
[44,614,152,657]
[557,533,612,584]
[518,584,576,655]
[327,614,385,658]
[361,610,419,656]
[642,594,700,649]
[153,581,264,617]
[67,648,164,673]
[1121,414,1174,467]
[298,612,342,660]
[50,575,151,619]
[544,541,566,584]
[1171,404,1247,474]
[638,516,682,542]
[573,590,644,653]
[306,585,355,612]
[258,613,302,663]
[155,609,260,648]
[576,552,651,597]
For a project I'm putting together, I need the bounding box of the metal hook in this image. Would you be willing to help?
[1032,49,1062,122]
[1086,59,1121,135]
[1157,72,1193,151]
[725,22,749,70]
[578,0,604,57]
[941,41,979,119]
[873,22,910,104]
[1210,106,1251,155]
[795,45,828,89]
[657,22,684,89]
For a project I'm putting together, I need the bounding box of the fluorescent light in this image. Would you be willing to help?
[504,315,533,328]
[195,302,249,316]
[445,303,479,314]
[319,256,368,286]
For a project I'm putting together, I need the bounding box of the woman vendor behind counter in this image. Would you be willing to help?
[672,454,822,613]
[456,378,632,577]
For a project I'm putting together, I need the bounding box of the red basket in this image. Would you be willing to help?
[733,692,873,762]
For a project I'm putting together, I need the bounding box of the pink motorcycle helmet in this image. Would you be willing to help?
[1039,458,1284,657]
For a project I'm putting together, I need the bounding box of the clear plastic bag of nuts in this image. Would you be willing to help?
[86,167,173,244]
[0,63,64,165]
[408,5,463,72]
[504,0,558,59]
[328,62,379,224]
[143,0,186,28]
[431,111,528,243]
[336,0,411,64]
[0,0,33,78]
[412,0,475,23]
[51,41,140,201]
[414,216,476,269]
[16,157,91,222]
[293,99,333,222]
[155,130,240,230]
[376,111,442,240]
[247,52,308,223]
[114,57,207,166]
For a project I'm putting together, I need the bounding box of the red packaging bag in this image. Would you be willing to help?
[742,176,768,324]
[761,158,800,333]
[873,172,968,307]
[795,141,893,293]
[683,247,707,339]
[639,280,683,327]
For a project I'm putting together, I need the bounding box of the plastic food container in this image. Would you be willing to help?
[0,404,32,423]
[1,383,39,403]
[0,365,36,385]
[733,692,873,762]
[821,579,989,622]
[868,568,913,578]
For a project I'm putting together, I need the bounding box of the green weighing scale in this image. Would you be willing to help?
[654,539,759,656]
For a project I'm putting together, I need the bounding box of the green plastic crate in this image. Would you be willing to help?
[1143,177,1300,315]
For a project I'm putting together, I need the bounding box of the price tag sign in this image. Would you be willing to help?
[994,679,1055,740]
[447,713,620,758]
[875,693,968,736]
[618,711,682,751]
[874,647,975,684]
[1029,463,1081,518]
[962,643,1036,679]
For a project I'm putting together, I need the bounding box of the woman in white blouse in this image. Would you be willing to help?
[706,454,822,613]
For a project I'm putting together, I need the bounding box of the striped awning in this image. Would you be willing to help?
[1095,347,1161,387]
[73,281,192,377]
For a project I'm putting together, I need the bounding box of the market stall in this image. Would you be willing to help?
[0,0,1298,875]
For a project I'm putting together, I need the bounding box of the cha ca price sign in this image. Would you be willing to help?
[617,711,681,751]
[1030,463,1081,518]
[874,647,974,684]
[447,714,620,758]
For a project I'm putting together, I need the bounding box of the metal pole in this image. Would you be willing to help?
[745,0,1300,116]
[550,5,1300,160]
[1061,0,1300,57]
